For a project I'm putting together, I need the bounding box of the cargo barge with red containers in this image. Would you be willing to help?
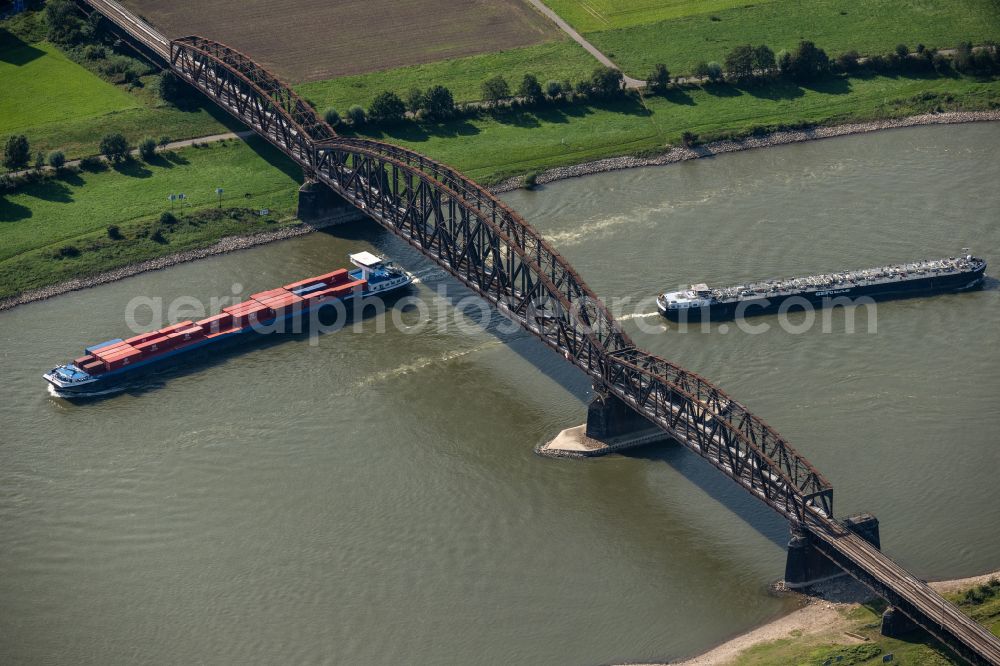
[43,252,411,396]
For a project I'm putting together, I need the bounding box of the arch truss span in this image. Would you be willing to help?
[167,34,833,523]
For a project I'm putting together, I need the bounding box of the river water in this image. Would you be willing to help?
[1,123,998,665]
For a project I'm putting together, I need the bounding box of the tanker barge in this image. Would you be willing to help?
[44,252,411,396]
[657,252,986,321]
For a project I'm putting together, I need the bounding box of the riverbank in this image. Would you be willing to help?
[2,112,997,313]
[489,110,1000,193]
[635,569,1000,666]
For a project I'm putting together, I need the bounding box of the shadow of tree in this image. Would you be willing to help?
[800,75,852,95]
[742,79,806,100]
[0,29,46,66]
[0,196,33,222]
[703,82,742,97]
[659,87,696,105]
[24,179,74,204]
[113,159,153,178]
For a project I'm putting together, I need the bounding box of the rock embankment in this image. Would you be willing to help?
[0,220,342,312]
[490,110,1000,193]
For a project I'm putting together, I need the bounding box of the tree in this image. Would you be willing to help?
[590,66,624,96]
[100,132,130,163]
[138,137,157,161]
[724,45,755,83]
[34,151,45,171]
[646,63,671,91]
[3,135,30,171]
[481,75,510,105]
[895,43,910,59]
[324,108,341,127]
[545,80,563,99]
[752,45,776,78]
[406,87,426,114]
[48,151,66,170]
[423,85,455,121]
[692,61,711,78]
[573,79,591,96]
[835,50,861,74]
[157,72,186,105]
[368,91,406,124]
[776,50,792,77]
[705,62,724,82]
[45,0,84,45]
[346,105,366,126]
[787,41,829,82]
[518,73,543,103]
[953,42,973,73]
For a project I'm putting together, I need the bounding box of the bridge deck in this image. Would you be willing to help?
[83,3,1000,663]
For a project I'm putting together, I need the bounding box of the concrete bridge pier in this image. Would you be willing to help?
[297,180,365,226]
[784,512,881,589]
[538,389,670,458]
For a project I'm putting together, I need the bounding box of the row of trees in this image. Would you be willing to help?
[3,133,165,174]
[321,66,626,130]
[649,40,1000,90]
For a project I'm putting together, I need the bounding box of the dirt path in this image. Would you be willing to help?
[526,0,645,89]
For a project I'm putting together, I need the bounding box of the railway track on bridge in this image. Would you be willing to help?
[83,3,1000,663]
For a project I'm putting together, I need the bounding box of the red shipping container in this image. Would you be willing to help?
[331,279,366,296]
[82,360,106,375]
[205,326,241,339]
[73,355,95,366]
[197,313,233,334]
[124,331,161,346]
[104,348,142,371]
[168,326,204,344]
[157,320,194,336]
[224,301,258,314]
[134,336,171,354]
[93,343,134,360]
[251,288,287,301]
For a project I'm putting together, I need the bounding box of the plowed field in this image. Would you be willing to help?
[122,0,561,82]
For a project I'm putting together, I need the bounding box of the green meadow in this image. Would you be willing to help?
[584,0,1000,77]
[296,40,599,112]
[0,139,302,299]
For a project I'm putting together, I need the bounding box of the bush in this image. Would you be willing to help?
[34,151,45,170]
[79,155,105,171]
[83,44,106,60]
[481,75,510,105]
[895,43,910,58]
[151,227,167,244]
[681,131,698,147]
[100,132,130,163]
[724,45,755,83]
[368,91,406,124]
[406,87,426,114]
[138,137,156,161]
[693,61,711,78]
[346,104,366,126]
[48,151,66,170]
[646,63,670,91]
[518,73,544,103]
[3,134,30,171]
[158,136,171,148]
[705,62,724,82]
[159,211,177,225]
[545,80,563,99]
[107,225,123,240]
[573,79,591,96]
[323,108,341,127]
[835,50,861,73]
[58,245,80,258]
[423,85,455,121]
[522,171,540,189]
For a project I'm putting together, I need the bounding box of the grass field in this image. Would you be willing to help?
[540,0,773,32]
[0,15,233,161]
[297,40,600,112]
[731,581,1000,665]
[0,138,302,299]
[348,74,1000,184]
[583,0,1000,77]
[0,35,139,135]
[121,0,562,81]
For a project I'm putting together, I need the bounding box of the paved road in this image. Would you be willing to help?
[526,0,646,89]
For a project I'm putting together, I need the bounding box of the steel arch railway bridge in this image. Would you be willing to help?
[82,1,1000,663]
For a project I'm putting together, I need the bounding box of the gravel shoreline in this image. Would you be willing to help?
[3,111,997,312]
[489,110,1000,193]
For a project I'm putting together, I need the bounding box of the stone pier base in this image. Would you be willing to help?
[538,391,669,458]
[297,180,365,226]
[784,513,881,589]
[881,605,919,637]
